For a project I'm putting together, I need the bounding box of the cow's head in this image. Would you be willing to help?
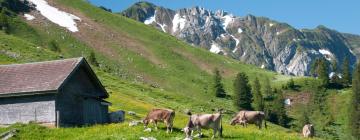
[230,117,238,125]
[142,119,149,127]
[183,126,193,138]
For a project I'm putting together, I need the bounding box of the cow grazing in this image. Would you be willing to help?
[230,111,267,129]
[143,109,175,133]
[302,124,315,138]
[183,111,223,139]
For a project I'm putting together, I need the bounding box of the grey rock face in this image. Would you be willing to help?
[122,2,358,76]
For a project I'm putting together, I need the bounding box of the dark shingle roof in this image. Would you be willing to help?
[0,58,83,96]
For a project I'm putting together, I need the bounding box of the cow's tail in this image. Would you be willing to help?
[171,110,176,118]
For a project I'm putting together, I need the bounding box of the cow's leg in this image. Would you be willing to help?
[170,122,173,133]
[197,126,202,138]
[164,121,170,133]
[257,120,262,129]
[212,128,217,139]
[154,121,158,130]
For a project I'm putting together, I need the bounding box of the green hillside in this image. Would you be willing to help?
[0,0,342,139]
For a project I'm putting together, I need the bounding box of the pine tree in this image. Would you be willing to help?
[331,60,337,72]
[311,86,327,114]
[349,62,360,138]
[310,59,321,77]
[0,8,9,33]
[318,58,329,87]
[262,77,273,100]
[286,78,295,90]
[213,68,226,98]
[233,72,253,110]
[48,40,61,52]
[297,108,311,131]
[252,77,264,111]
[272,89,288,127]
[89,51,99,67]
[342,56,351,86]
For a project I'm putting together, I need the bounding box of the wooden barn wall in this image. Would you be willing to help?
[0,94,56,125]
[57,65,108,126]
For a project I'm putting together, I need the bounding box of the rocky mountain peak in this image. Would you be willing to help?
[122,2,359,76]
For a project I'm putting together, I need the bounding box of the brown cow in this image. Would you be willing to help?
[143,109,175,133]
[230,110,267,129]
[183,111,223,139]
[302,124,315,138]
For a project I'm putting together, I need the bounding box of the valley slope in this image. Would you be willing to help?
[0,0,314,139]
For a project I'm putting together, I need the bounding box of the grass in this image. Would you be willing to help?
[0,71,310,140]
[1,122,312,140]
[0,0,330,139]
[0,35,314,139]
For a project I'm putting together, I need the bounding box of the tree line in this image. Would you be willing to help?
[212,55,359,139]
[212,69,288,127]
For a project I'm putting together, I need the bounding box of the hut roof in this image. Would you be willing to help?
[0,57,108,98]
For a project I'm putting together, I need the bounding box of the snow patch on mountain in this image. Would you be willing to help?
[238,28,243,33]
[220,34,226,38]
[172,13,186,32]
[28,0,81,32]
[241,51,246,57]
[157,23,167,32]
[232,47,238,53]
[349,48,355,54]
[292,38,301,42]
[261,64,265,69]
[309,49,319,54]
[144,15,155,25]
[24,14,35,20]
[210,43,221,54]
[319,49,333,61]
[319,49,332,55]
[221,15,234,31]
[230,35,239,46]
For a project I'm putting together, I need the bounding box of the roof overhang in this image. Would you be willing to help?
[0,90,57,98]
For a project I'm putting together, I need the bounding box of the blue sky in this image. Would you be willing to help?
[88,0,360,35]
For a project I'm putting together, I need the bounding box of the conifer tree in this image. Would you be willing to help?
[318,58,329,87]
[349,62,360,138]
[297,107,311,131]
[274,90,287,126]
[213,68,226,98]
[286,78,295,90]
[48,40,60,52]
[89,51,99,67]
[262,77,273,100]
[252,77,264,111]
[233,72,252,110]
[0,8,9,33]
[342,57,351,86]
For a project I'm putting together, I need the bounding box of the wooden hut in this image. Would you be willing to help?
[0,57,110,127]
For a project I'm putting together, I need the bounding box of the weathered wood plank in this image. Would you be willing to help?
[0,129,18,140]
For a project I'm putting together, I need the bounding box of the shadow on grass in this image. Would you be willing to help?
[157,127,183,133]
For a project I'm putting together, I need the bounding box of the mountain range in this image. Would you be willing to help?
[122,2,360,76]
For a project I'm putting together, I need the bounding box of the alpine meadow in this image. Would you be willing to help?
[0,0,359,140]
